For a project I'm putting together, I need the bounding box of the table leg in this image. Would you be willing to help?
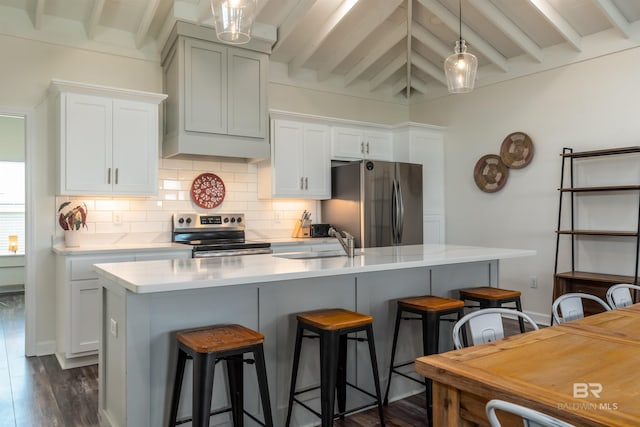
[432,381,461,427]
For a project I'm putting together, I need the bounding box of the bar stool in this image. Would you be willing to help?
[458,286,526,333]
[168,324,273,427]
[285,308,385,427]
[383,295,465,423]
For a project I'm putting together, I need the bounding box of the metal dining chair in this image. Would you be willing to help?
[551,293,611,325]
[606,283,640,309]
[486,399,575,427]
[452,308,539,350]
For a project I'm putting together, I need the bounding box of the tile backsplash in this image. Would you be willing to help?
[55,158,320,245]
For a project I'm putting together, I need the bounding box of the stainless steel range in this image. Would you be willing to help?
[172,213,271,258]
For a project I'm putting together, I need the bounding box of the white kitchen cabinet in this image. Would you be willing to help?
[162,23,269,159]
[55,249,190,369]
[51,80,166,196]
[394,123,447,244]
[259,119,331,199]
[331,126,392,161]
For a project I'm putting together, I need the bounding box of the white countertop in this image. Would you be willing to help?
[52,242,192,256]
[94,244,535,294]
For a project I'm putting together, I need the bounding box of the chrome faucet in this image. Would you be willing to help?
[328,227,355,258]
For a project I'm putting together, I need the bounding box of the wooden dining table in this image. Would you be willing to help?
[415,305,640,426]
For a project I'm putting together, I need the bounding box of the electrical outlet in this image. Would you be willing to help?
[529,276,538,288]
[113,212,122,224]
[110,318,118,337]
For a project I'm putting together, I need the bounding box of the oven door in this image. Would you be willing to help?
[193,247,273,258]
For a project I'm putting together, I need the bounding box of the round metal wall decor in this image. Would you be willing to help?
[500,132,534,169]
[190,173,226,209]
[474,154,509,193]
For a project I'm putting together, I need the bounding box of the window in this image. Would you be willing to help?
[0,161,25,255]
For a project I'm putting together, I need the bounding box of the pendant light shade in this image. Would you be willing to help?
[444,40,477,93]
[444,0,478,94]
[211,0,257,45]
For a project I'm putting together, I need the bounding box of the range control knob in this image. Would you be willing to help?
[178,218,184,224]
[236,217,242,223]
[230,217,236,223]
[185,218,192,224]
[223,217,229,223]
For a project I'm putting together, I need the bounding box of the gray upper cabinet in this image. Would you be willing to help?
[162,23,269,160]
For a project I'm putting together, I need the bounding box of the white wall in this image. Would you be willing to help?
[410,46,640,321]
[269,82,409,124]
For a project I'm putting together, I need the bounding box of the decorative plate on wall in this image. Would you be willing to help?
[190,173,225,209]
[474,154,509,193]
[500,132,534,169]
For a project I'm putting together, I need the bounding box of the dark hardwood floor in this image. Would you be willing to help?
[0,292,529,427]
[0,292,99,427]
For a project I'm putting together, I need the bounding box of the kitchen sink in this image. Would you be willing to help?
[273,250,347,259]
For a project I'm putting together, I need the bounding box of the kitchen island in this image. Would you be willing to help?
[95,244,534,427]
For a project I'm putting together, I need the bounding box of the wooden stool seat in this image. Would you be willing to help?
[296,308,373,330]
[459,286,521,300]
[398,295,465,312]
[176,324,264,353]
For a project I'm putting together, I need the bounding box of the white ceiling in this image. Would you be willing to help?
[2,0,640,101]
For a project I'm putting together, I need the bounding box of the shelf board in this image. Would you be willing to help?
[555,271,638,284]
[561,146,640,158]
[559,185,640,192]
[556,230,639,237]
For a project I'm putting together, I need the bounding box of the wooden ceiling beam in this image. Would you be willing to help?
[405,0,412,99]
[528,0,582,51]
[272,0,316,53]
[86,0,106,39]
[591,0,631,38]
[32,0,45,30]
[370,52,406,91]
[412,54,447,86]
[135,0,161,48]
[288,0,360,76]
[470,0,544,63]
[411,23,452,60]
[344,21,407,86]
[417,0,509,72]
[317,0,402,81]
[410,78,429,95]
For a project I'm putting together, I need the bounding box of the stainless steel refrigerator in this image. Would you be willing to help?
[321,160,423,248]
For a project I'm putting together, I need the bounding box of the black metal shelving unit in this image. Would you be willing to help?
[553,146,640,310]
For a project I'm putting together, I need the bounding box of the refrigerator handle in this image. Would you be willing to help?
[396,179,405,243]
[392,179,401,244]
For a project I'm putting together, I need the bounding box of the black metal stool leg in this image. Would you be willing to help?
[285,324,304,427]
[365,325,385,427]
[320,331,339,427]
[226,354,244,427]
[192,351,216,427]
[336,333,348,419]
[168,347,187,427]
[383,306,403,406]
[515,298,526,333]
[253,345,274,427]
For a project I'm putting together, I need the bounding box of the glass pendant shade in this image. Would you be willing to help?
[444,39,478,93]
[211,0,256,45]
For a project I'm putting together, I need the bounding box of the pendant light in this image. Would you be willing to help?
[444,0,478,93]
[211,0,257,45]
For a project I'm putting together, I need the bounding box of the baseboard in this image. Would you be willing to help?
[0,285,25,294]
[524,310,551,327]
[55,351,98,370]
[36,340,56,356]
